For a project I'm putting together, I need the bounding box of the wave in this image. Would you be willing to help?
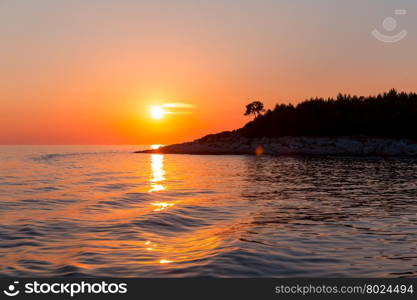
[31,151,121,164]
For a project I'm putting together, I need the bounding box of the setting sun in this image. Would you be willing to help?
[150,106,166,120]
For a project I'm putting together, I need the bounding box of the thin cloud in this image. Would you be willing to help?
[162,103,194,115]
[162,103,194,108]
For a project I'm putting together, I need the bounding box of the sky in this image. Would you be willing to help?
[1,0,416,145]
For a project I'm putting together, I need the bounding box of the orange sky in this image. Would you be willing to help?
[1,1,416,145]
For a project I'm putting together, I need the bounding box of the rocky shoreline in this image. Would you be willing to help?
[136,133,417,156]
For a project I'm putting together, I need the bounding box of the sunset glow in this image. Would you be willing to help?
[0,1,416,146]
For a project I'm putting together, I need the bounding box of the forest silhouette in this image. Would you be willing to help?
[239,89,417,140]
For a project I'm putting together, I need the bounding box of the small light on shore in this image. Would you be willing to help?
[255,146,264,156]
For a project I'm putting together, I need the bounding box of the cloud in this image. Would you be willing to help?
[162,103,194,115]
[162,103,195,108]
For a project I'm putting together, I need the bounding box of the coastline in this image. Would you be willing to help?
[136,133,417,156]
[136,90,417,157]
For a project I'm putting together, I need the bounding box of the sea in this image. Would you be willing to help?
[1,145,417,277]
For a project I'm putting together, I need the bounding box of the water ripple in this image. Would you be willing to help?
[1,146,417,277]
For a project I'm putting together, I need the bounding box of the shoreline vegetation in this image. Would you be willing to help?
[137,90,417,156]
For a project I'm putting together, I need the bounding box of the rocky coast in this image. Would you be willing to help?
[136,132,417,156]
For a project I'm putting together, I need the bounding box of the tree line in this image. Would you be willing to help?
[240,89,417,139]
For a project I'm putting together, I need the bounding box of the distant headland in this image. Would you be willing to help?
[136,90,417,156]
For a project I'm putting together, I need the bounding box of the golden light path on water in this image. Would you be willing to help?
[148,153,166,194]
[146,148,223,266]
[149,154,174,211]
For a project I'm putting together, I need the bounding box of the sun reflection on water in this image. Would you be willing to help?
[141,150,228,268]
[159,259,173,264]
[149,154,166,193]
[148,184,165,193]
[151,201,175,211]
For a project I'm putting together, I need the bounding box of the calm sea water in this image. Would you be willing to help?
[1,146,417,277]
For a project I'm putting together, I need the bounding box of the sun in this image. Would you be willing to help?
[150,106,166,120]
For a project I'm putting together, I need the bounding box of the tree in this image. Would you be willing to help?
[244,101,265,119]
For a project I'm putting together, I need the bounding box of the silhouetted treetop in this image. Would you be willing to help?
[244,101,265,119]
[239,90,417,139]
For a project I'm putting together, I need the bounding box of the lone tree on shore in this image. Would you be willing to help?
[244,101,265,119]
